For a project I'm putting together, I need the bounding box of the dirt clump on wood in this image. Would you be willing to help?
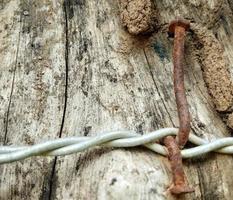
[192,24,233,112]
[118,0,157,35]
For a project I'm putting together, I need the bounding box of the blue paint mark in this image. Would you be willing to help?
[152,42,169,61]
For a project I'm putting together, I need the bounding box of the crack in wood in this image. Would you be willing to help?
[4,14,22,144]
[45,2,70,200]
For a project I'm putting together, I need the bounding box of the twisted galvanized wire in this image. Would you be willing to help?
[1,128,233,164]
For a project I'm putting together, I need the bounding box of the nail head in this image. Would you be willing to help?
[168,18,190,34]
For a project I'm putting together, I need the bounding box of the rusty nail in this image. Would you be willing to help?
[162,18,194,195]
[168,18,191,148]
[164,136,194,195]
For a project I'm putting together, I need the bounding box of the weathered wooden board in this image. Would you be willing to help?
[0,0,233,199]
[0,0,66,199]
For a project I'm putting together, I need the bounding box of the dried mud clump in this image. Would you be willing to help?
[118,0,157,35]
[192,24,233,112]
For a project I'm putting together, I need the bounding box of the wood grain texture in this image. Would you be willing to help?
[0,0,66,199]
[0,0,233,199]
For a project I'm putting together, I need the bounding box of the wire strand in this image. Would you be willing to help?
[1,128,233,164]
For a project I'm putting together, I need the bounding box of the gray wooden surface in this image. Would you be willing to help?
[0,0,233,199]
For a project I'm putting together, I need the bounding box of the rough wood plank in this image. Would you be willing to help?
[0,0,233,200]
[0,1,66,199]
[0,0,20,144]
[51,0,233,200]
[52,1,173,199]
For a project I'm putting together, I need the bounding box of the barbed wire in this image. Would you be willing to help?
[1,128,233,164]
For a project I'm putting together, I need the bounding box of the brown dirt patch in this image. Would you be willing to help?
[192,24,233,112]
[118,0,157,35]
